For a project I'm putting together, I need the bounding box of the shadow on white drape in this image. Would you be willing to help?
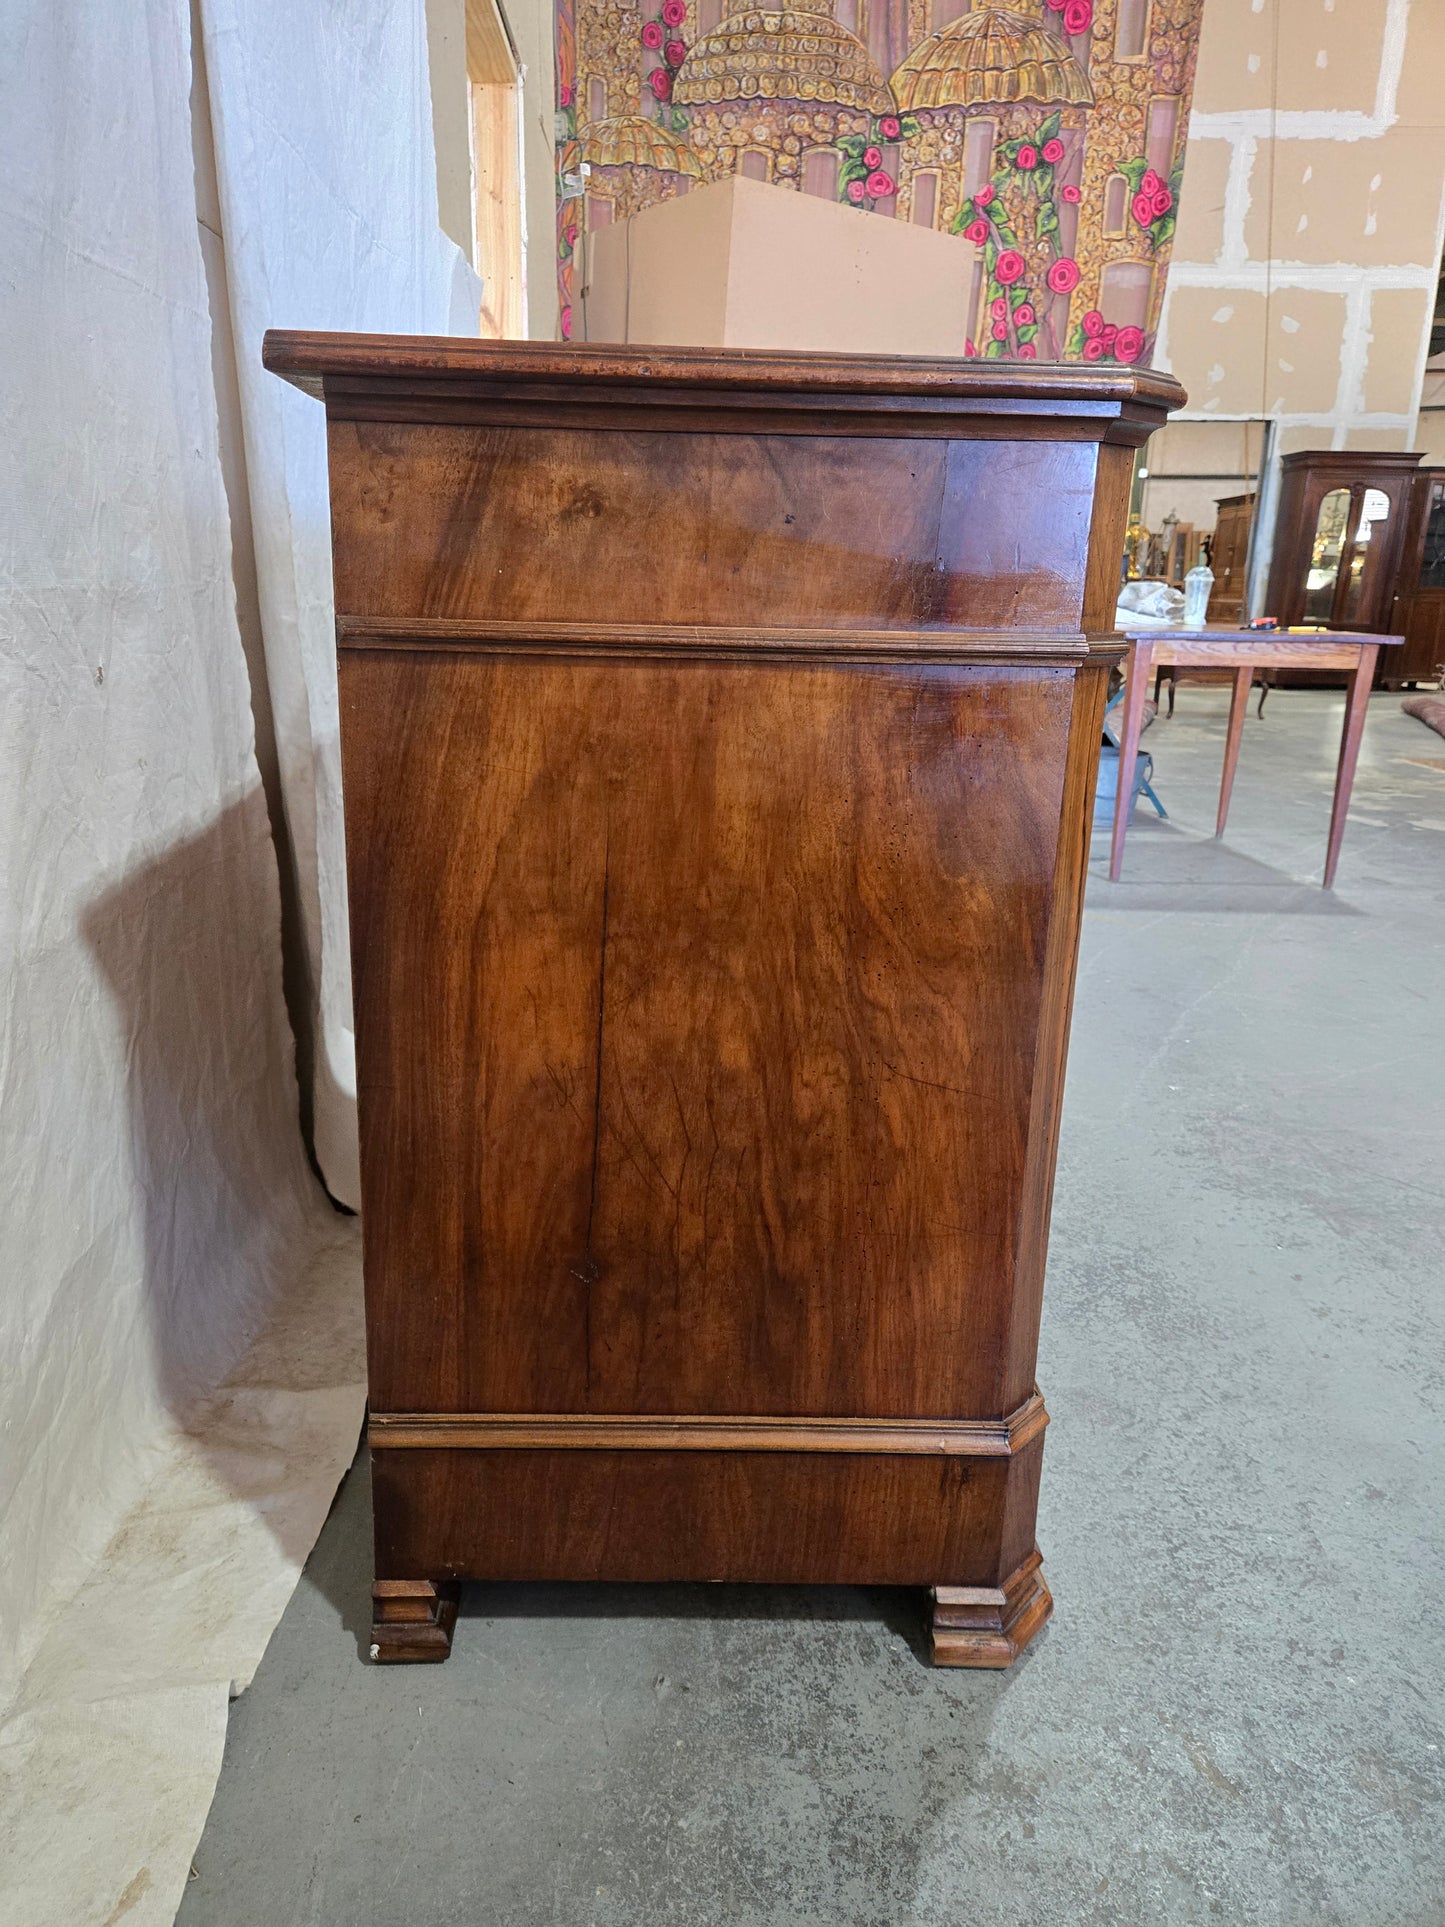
[196,0,481,1206]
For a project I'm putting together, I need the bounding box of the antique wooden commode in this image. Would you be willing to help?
[265,334,1181,1665]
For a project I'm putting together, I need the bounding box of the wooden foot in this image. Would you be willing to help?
[930,1549,1052,1668]
[370,1579,460,1663]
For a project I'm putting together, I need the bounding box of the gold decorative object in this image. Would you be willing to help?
[580,116,706,178]
[891,6,1095,112]
[674,7,895,114]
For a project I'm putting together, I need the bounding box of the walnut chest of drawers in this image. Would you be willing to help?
[265,334,1181,1665]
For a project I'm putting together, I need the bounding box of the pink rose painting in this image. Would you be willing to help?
[553,0,1201,366]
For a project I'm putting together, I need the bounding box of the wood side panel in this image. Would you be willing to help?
[342,650,1072,1420]
[937,438,1094,631]
[339,651,607,1412]
[1081,442,1130,633]
[371,1447,1015,1587]
[1003,660,1112,1410]
[326,422,1091,632]
[996,1434,1047,1583]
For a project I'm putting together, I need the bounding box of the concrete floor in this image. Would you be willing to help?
[179,692,1445,1927]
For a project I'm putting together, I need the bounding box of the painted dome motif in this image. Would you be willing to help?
[673,7,895,113]
[891,7,1094,111]
[580,115,706,176]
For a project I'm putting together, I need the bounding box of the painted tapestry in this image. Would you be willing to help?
[554,0,1202,362]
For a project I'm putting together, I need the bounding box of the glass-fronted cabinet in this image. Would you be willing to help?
[1266,451,1422,637]
[1385,467,1445,685]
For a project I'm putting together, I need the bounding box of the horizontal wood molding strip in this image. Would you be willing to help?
[369,1393,1049,1459]
[264,330,1184,408]
[317,390,1163,445]
[335,616,1093,663]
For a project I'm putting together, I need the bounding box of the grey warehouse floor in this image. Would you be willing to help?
[180,691,1445,1927]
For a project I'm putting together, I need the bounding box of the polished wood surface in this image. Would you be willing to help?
[1110,628,1398,887]
[268,333,1182,1666]
[1387,468,1445,686]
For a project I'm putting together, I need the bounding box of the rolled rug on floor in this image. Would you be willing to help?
[1402,695,1445,739]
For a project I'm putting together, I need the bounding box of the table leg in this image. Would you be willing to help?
[1323,644,1378,888]
[1216,666,1253,837]
[1109,641,1152,883]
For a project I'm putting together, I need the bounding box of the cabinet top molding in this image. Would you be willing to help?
[263,330,1184,442]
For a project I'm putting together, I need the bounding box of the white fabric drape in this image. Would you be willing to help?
[0,0,335,1715]
[197,0,481,1206]
[1,2,476,1918]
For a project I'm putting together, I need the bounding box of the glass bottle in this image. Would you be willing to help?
[1183,560,1214,628]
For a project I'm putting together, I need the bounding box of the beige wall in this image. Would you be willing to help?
[1145,0,1445,544]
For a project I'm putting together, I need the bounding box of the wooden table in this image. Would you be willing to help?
[1110,627,1401,887]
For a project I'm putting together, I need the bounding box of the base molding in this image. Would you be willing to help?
[370,1579,460,1664]
[930,1549,1052,1668]
[368,1393,1047,1459]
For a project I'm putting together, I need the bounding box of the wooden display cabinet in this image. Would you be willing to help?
[1208,491,1255,625]
[1266,449,1422,632]
[1385,467,1445,686]
[264,333,1182,1669]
